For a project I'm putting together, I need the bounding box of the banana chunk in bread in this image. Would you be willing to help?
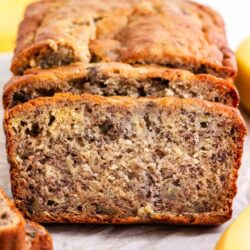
[4,63,239,109]
[4,94,246,225]
[11,0,236,78]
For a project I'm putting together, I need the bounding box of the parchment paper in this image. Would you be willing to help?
[0,1,250,248]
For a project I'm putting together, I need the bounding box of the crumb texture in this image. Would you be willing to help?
[11,0,235,77]
[6,95,245,224]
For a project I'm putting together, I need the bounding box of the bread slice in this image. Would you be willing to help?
[4,94,246,225]
[4,62,239,109]
[0,189,26,250]
[25,221,53,250]
[11,0,236,78]
[0,189,52,250]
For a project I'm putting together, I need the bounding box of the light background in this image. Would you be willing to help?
[0,0,250,52]
[0,1,250,250]
[198,0,250,50]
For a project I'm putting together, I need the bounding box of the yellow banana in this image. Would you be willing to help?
[235,36,250,112]
[0,0,35,52]
[215,207,250,250]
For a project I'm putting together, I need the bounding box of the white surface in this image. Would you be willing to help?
[0,1,250,249]
[197,0,250,50]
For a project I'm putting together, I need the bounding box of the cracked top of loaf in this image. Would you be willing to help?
[11,0,236,78]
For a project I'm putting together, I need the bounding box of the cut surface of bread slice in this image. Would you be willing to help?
[25,220,53,250]
[4,63,239,109]
[4,94,246,225]
[11,0,236,78]
[0,189,25,250]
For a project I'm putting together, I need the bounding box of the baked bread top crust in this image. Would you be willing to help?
[5,93,246,129]
[11,0,236,78]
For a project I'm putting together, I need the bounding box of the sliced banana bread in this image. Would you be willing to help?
[25,221,53,250]
[11,0,236,78]
[0,189,25,250]
[4,94,246,225]
[0,189,53,250]
[4,63,239,109]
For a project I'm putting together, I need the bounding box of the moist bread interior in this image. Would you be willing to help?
[8,96,242,222]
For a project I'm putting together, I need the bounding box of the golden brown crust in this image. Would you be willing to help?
[11,0,236,78]
[4,94,247,225]
[5,93,246,125]
[20,212,231,226]
[0,189,26,250]
[4,62,239,109]
[25,220,53,250]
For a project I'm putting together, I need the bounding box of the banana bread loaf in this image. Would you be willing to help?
[0,188,25,250]
[4,62,239,109]
[11,0,236,78]
[4,94,246,225]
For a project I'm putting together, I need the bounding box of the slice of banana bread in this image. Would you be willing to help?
[4,94,246,225]
[25,221,53,250]
[0,188,25,250]
[11,0,236,78]
[3,62,239,109]
[0,189,53,250]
